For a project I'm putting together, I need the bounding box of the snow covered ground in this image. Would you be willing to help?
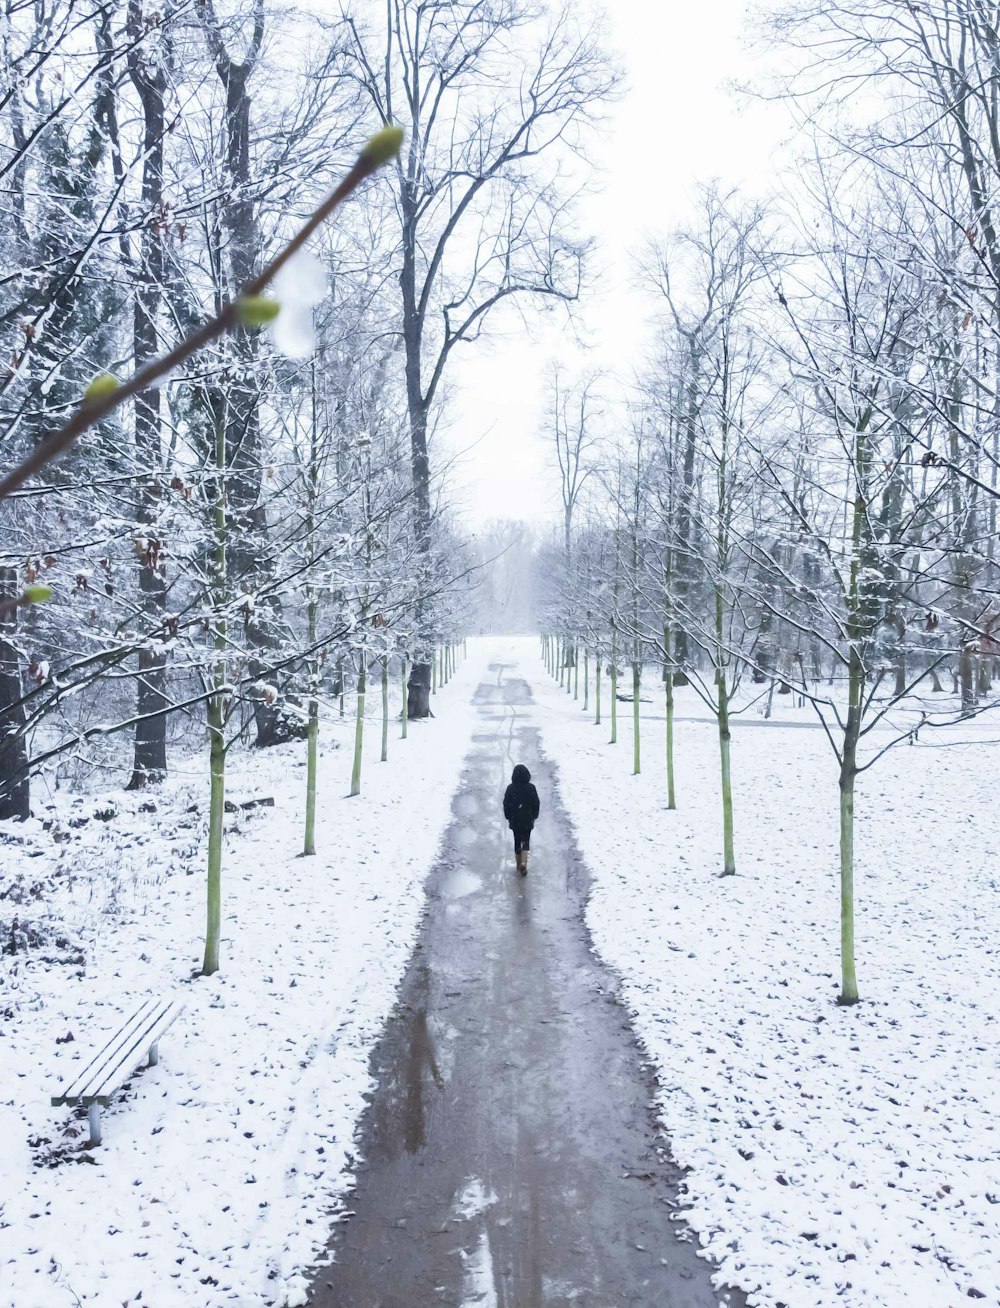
[0,647,481,1308]
[508,635,1000,1308]
[4,634,998,1308]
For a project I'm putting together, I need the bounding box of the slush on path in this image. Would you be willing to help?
[307,665,745,1307]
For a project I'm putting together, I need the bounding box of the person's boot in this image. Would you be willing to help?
[520,850,529,877]
[514,850,523,873]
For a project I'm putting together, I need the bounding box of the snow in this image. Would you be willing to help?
[452,1178,499,1308]
[269,251,326,360]
[0,647,481,1308]
[4,634,999,1308]
[508,636,1000,1308]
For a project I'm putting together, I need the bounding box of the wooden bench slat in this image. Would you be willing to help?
[53,997,168,1103]
[50,993,185,1145]
[51,997,162,1105]
[52,998,181,1106]
[77,1000,176,1098]
[76,1001,178,1102]
[83,1002,183,1104]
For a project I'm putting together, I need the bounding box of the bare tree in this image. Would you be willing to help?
[346,0,616,716]
[547,361,601,676]
[126,0,173,787]
[646,189,774,873]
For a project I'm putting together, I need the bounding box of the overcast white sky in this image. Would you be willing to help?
[443,0,787,535]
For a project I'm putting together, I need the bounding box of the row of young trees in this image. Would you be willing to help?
[537,0,1000,1006]
[0,0,614,974]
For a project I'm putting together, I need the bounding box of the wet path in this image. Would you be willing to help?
[307,666,744,1308]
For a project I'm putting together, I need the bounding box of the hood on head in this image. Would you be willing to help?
[511,764,531,784]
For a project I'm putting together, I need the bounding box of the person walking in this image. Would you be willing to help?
[503,763,540,876]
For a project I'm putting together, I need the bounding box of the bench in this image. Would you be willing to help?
[51,995,185,1146]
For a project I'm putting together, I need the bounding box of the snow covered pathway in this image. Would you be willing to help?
[306,654,743,1307]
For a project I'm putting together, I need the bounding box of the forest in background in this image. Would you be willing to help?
[3,1,1000,995]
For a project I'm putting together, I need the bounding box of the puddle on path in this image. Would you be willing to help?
[439,867,482,899]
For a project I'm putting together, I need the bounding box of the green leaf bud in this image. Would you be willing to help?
[362,125,404,167]
[84,373,120,405]
[237,296,282,327]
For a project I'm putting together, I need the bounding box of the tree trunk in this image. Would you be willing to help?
[350,661,366,797]
[632,661,641,775]
[891,612,907,698]
[838,715,860,1005]
[610,658,618,745]
[959,642,977,716]
[303,359,319,858]
[0,568,29,820]
[203,3,299,748]
[595,658,602,725]
[401,655,409,739]
[978,655,991,695]
[671,343,701,680]
[840,451,865,1005]
[304,694,318,856]
[202,700,225,976]
[303,580,318,858]
[381,657,389,762]
[202,409,228,977]
[400,184,434,720]
[664,637,676,811]
[407,658,431,719]
[583,650,589,711]
[718,671,735,875]
[127,8,169,788]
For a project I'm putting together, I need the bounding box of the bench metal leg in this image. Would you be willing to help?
[88,1103,102,1147]
[148,1042,159,1068]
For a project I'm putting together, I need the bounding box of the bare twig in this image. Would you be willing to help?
[0,125,402,503]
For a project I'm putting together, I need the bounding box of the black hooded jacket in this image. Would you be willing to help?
[503,764,540,831]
